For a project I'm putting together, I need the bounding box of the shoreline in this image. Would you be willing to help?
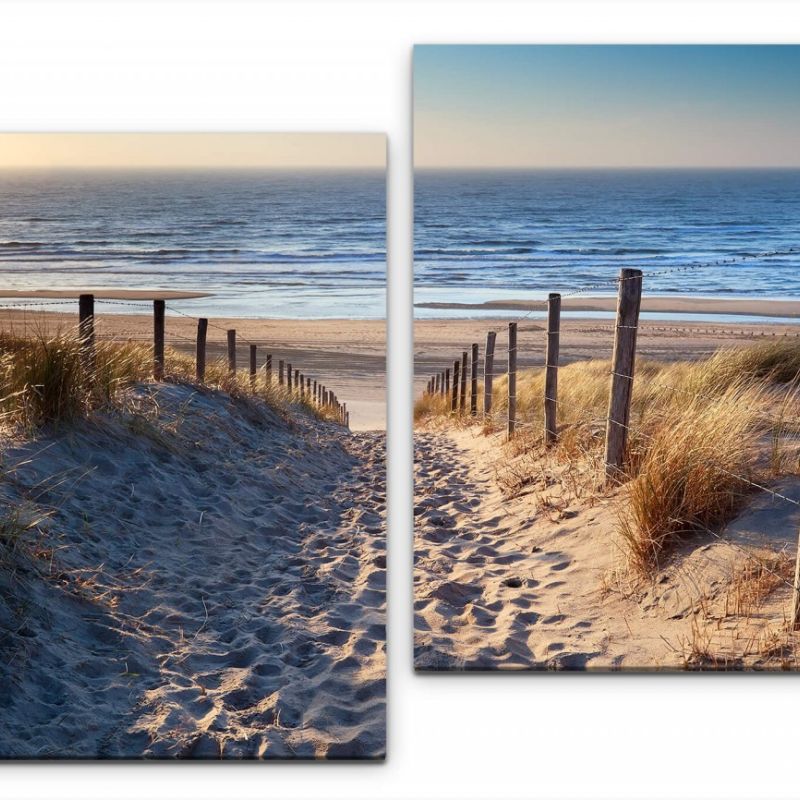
[415,295,800,320]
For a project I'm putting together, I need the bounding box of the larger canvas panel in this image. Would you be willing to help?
[413,45,800,671]
[0,133,386,757]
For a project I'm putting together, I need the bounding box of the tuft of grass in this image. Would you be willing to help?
[615,383,765,573]
[0,504,52,556]
[0,330,152,429]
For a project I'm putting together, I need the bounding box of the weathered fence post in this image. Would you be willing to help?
[451,359,460,412]
[459,351,467,413]
[445,368,450,397]
[196,318,208,382]
[313,379,318,403]
[306,377,311,400]
[78,293,95,377]
[287,363,293,393]
[508,322,517,437]
[544,293,561,445]
[265,353,272,385]
[434,373,440,395]
[227,329,236,375]
[279,359,285,387]
[153,299,165,380]
[299,371,304,399]
[470,342,478,416]
[604,268,643,481]
[249,344,257,390]
[484,330,496,416]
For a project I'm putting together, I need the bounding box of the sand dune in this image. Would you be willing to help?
[414,427,800,670]
[0,385,385,757]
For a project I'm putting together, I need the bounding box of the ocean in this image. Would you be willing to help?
[414,169,800,320]
[0,169,386,319]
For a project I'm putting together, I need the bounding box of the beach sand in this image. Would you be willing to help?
[0,309,386,431]
[0,383,386,757]
[414,425,800,670]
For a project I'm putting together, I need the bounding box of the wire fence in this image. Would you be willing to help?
[0,294,350,428]
[419,247,800,627]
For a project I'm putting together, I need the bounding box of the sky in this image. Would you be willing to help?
[414,45,800,169]
[0,133,385,169]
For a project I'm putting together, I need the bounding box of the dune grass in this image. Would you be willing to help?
[0,327,345,432]
[415,339,800,573]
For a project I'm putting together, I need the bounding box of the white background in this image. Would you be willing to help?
[2,1,800,798]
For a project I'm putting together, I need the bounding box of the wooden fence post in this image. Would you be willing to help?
[306,377,311,400]
[78,293,95,378]
[604,268,643,481]
[459,351,467,413]
[445,368,450,398]
[196,318,208,382]
[279,359,285,387]
[313,379,318,403]
[153,299,165,380]
[227,329,236,375]
[249,344,257,390]
[508,322,517,437]
[434,373,440,395]
[451,359,460,412]
[544,293,561,445]
[299,371,304,399]
[484,330,496,416]
[470,342,478,416]
[265,353,272,385]
[287,363,293,393]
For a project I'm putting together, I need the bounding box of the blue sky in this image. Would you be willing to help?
[414,45,800,168]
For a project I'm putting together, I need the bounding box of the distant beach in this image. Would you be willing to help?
[415,295,800,322]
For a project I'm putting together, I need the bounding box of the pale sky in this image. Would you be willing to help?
[414,45,800,169]
[0,133,385,169]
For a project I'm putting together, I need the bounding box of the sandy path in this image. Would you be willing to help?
[414,427,800,671]
[0,386,385,758]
